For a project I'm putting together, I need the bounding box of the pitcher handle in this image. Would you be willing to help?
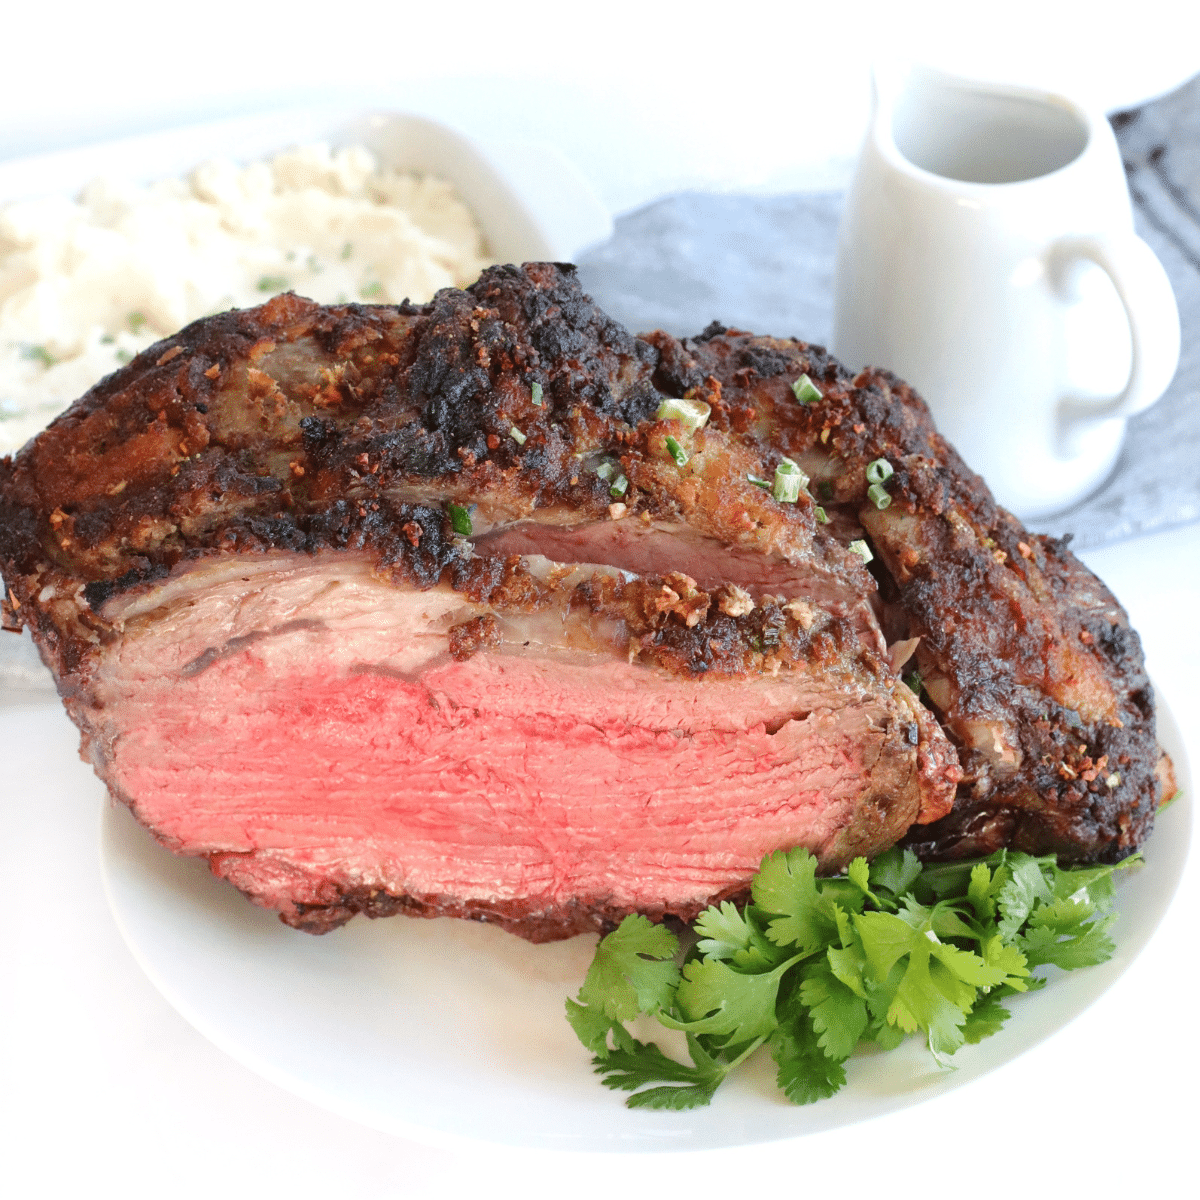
[1049,232,1180,427]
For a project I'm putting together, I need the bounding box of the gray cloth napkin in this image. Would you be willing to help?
[576,73,1200,551]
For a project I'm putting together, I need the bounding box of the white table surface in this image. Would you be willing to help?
[3,6,1199,1195]
[1,523,1196,1198]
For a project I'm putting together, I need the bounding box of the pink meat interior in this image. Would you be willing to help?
[88,552,913,925]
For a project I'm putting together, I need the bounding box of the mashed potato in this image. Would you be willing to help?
[0,144,493,454]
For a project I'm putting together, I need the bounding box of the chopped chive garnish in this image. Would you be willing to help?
[99,334,115,345]
[747,474,772,489]
[447,503,473,536]
[904,670,923,695]
[595,461,616,482]
[848,538,873,564]
[665,435,688,467]
[127,311,147,335]
[655,397,711,432]
[773,457,808,503]
[509,426,527,445]
[257,275,288,293]
[867,482,892,510]
[116,349,133,365]
[610,473,629,498]
[21,344,56,368]
[530,381,544,407]
[814,505,829,524]
[866,457,894,485]
[792,374,822,404]
[359,281,384,299]
[341,241,353,260]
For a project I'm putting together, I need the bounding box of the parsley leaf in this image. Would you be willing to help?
[694,900,782,968]
[961,991,1012,1043]
[752,848,838,952]
[563,998,616,1055]
[799,962,869,1060]
[770,1004,848,1105]
[1018,915,1117,970]
[582,914,679,1018]
[564,914,679,1052]
[996,853,1054,939]
[868,846,923,902]
[664,955,795,1043]
[592,1029,725,1110]
[566,844,1137,1109]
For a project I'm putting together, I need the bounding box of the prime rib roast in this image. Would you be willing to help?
[0,263,1166,941]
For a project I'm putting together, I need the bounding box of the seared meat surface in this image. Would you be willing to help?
[0,264,1160,939]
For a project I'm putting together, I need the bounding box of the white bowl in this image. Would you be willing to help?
[0,106,612,260]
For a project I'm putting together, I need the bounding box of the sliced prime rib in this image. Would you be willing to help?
[0,263,1164,940]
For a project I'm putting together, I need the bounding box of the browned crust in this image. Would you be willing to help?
[657,333,1160,862]
[0,264,1159,880]
[222,864,754,943]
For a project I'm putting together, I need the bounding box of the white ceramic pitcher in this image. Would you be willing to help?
[832,64,1180,519]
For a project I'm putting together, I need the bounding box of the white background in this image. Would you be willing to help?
[2,3,1198,1197]
[5,1,1200,212]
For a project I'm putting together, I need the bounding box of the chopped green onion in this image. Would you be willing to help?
[595,461,616,482]
[257,275,288,293]
[848,538,873,564]
[447,503,473,536]
[610,473,629,498]
[21,344,56,368]
[116,349,133,365]
[359,281,384,299]
[127,311,148,335]
[655,397,711,432]
[509,426,527,445]
[866,457,894,485]
[530,381,544,407]
[867,482,892,510]
[747,474,772,489]
[792,374,822,404]
[904,670,923,696]
[99,334,115,346]
[814,505,829,524]
[341,241,354,260]
[664,435,688,467]
[773,457,808,503]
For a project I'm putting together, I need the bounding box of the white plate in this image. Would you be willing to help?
[98,690,1191,1153]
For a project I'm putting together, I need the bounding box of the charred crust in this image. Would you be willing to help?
[83,563,170,611]
[695,320,729,343]
[448,613,501,661]
[277,881,730,942]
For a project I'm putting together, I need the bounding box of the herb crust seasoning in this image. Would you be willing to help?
[0,264,1169,941]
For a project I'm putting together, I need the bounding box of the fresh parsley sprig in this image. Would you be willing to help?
[565,846,1139,1110]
